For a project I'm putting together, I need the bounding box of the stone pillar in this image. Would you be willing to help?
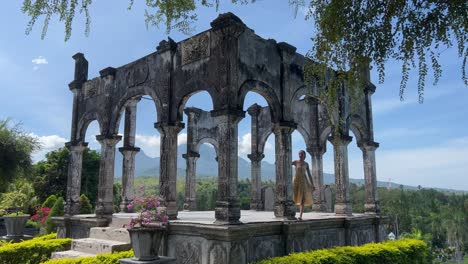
[95,135,122,217]
[118,147,140,212]
[155,122,184,220]
[182,151,200,211]
[68,53,88,142]
[247,152,264,210]
[307,145,327,212]
[212,109,244,224]
[359,141,380,214]
[118,98,140,213]
[65,142,88,215]
[329,135,353,215]
[273,123,296,219]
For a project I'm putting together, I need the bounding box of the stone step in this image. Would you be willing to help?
[89,227,130,243]
[51,250,96,259]
[71,238,131,255]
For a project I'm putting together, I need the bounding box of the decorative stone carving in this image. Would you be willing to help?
[208,243,227,264]
[230,243,246,264]
[176,241,201,264]
[181,32,210,65]
[125,60,149,88]
[83,78,101,98]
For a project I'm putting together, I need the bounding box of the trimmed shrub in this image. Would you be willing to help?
[46,197,64,234]
[42,195,57,209]
[42,250,134,264]
[255,239,431,264]
[79,194,93,214]
[0,234,70,264]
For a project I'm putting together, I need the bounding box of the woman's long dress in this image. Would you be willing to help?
[293,163,313,206]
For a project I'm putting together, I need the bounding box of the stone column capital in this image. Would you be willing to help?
[182,151,200,159]
[118,146,141,153]
[358,141,379,151]
[154,122,185,134]
[247,103,262,117]
[247,153,265,162]
[328,135,353,146]
[273,121,296,135]
[306,144,326,156]
[96,135,122,147]
[65,141,88,152]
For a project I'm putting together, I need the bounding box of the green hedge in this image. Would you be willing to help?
[255,239,431,264]
[41,250,134,264]
[0,234,70,264]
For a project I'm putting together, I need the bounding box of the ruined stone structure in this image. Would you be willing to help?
[60,12,385,263]
[65,12,379,222]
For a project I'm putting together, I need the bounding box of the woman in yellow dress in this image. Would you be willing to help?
[292,150,314,220]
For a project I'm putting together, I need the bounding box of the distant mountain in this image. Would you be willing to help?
[114,144,278,180]
[113,144,466,193]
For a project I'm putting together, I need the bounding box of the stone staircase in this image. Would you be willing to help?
[51,227,131,259]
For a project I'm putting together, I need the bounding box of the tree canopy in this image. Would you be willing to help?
[0,119,39,192]
[21,0,467,103]
[33,146,100,205]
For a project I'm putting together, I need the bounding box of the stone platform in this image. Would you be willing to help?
[56,211,389,264]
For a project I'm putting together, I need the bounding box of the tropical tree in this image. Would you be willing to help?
[20,0,467,104]
[0,119,40,192]
[33,147,100,205]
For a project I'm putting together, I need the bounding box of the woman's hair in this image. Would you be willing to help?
[299,150,306,156]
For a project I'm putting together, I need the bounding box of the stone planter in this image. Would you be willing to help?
[3,215,29,238]
[128,227,166,261]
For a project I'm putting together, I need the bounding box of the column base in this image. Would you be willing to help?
[183,200,197,211]
[311,202,327,212]
[214,201,241,224]
[250,201,263,211]
[161,201,178,220]
[334,203,353,216]
[95,202,114,218]
[274,201,296,219]
[364,202,380,214]
[120,200,134,213]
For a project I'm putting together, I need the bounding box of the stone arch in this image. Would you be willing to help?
[347,114,368,145]
[237,80,282,122]
[290,85,308,105]
[177,86,216,121]
[195,137,219,155]
[76,111,103,142]
[109,86,162,134]
[319,126,332,147]
[257,128,274,154]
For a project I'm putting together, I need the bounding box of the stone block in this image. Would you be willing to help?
[89,227,131,243]
[71,238,131,254]
[51,250,95,259]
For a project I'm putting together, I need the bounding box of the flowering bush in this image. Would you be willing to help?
[125,186,168,229]
[30,207,51,227]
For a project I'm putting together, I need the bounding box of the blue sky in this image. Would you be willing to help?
[1,1,467,190]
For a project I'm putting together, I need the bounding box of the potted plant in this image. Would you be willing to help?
[125,192,169,261]
[0,191,32,239]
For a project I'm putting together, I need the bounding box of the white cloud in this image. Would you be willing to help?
[135,134,160,158]
[178,133,187,146]
[31,134,67,162]
[134,133,187,158]
[238,133,251,157]
[32,56,48,65]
